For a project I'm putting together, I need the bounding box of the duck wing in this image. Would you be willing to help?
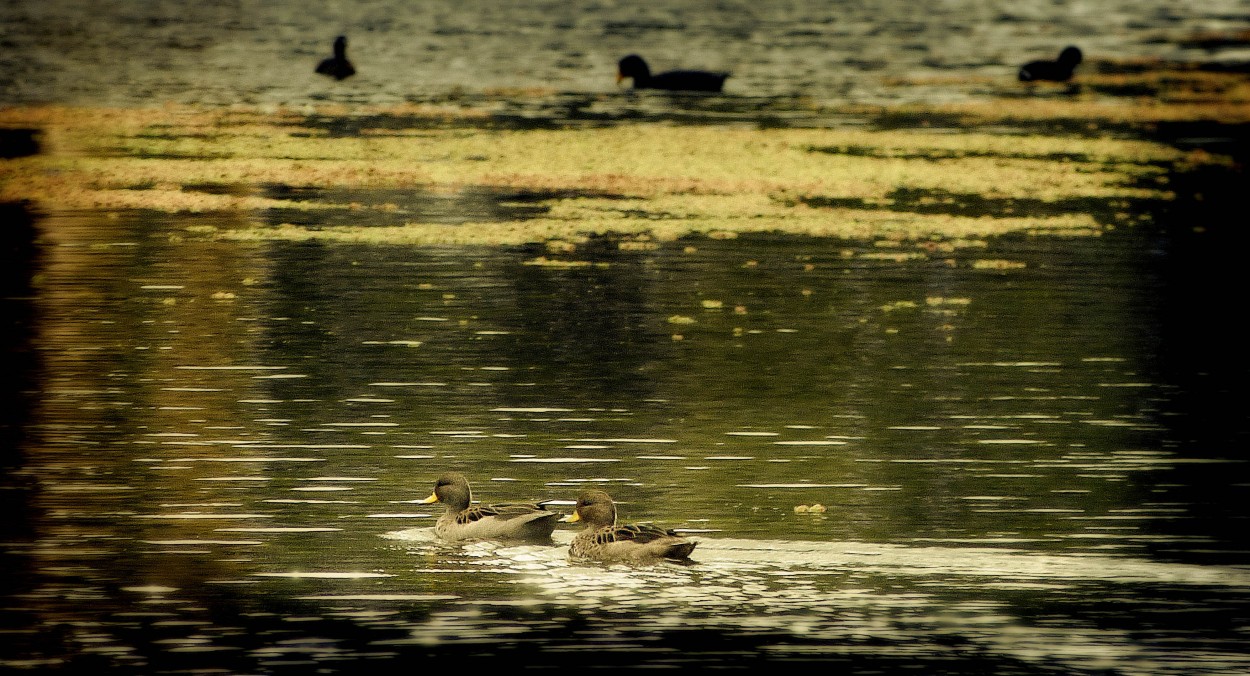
[455,502,552,525]
[587,524,697,560]
[441,502,558,543]
[484,502,558,522]
[612,523,680,544]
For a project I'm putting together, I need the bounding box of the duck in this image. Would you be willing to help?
[419,472,559,543]
[316,35,356,81]
[616,54,728,93]
[564,489,697,563]
[1018,46,1083,83]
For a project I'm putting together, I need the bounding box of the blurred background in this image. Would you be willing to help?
[3,0,1249,106]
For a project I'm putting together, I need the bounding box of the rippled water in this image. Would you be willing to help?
[4,0,1250,673]
[3,0,1250,107]
[2,203,1247,672]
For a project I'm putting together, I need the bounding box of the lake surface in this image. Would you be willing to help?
[3,0,1250,673]
[4,0,1250,107]
[3,203,1248,672]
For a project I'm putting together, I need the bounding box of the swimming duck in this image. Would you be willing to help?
[1018,46,1082,83]
[564,489,697,562]
[316,35,356,81]
[419,472,558,543]
[617,54,728,93]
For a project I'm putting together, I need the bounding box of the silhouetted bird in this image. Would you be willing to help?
[0,128,40,158]
[617,54,728,93]
[316,35,356,80]
[1018,46,1083,83]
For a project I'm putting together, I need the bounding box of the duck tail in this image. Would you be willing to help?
[665,541,697,560]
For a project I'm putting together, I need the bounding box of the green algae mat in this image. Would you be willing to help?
[2,63,1247,253]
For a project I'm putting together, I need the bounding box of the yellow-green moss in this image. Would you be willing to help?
[0,98,1235,248]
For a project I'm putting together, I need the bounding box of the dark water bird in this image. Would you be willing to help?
[1018,46,1083,83]
[419,472,559,543]
[565,489,697,563]
[316,35,356,80]
[0,128,40,158]
[617,54,728,92]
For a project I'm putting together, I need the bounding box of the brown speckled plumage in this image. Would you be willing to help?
[565,489,697,562]
[420,472,558,543]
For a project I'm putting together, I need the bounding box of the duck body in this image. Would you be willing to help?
[420,472,558,543]
[566,490,697,563]
[1018,46,1082,82]
[617,54,728,93]
[316,35,356,80]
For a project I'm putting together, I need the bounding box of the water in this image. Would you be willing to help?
[3,205,1247,672]
[4,1,1250,673]
[3,0,1249,107]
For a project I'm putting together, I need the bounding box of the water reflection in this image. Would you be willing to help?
[384,530,1250,672]
[5,198,1248,670]
[3,0,1249,668]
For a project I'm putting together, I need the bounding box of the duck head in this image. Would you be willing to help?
[564,489,618,528]
[420,472,472,510]
[616,54,651,85]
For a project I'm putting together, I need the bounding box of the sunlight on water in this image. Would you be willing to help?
[296,594,459,601]
[370,529,1250,673]
[3,3,1249,666]
[255,572,394,579]
[383,529,1250,588]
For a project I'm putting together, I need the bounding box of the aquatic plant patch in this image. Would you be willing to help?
[0,98,1231,250]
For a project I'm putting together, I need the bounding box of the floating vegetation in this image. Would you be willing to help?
[972,259,1028,270]
[926,296,971,306]
[880,300,920,312]
[522,256,606,268]
[794,504,828,513]
[0,92,1228,250]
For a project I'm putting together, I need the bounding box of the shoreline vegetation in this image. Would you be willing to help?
[1,59,1247,253]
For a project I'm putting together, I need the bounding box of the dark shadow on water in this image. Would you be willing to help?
[289,92,833,134]
[15,594,1090,673]
[251,184,627,229]
[807,143,1100,163]
[1152,120,1250,166]
[865,110,1129,139]
[499,236,665,406]
[799,188,1152,224]
[1130,120,1250,567]
[0,200,41,505]
[0,201,43,659]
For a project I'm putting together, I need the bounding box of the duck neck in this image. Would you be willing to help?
[594,503,618,528]
[441,487,471,512]
[625,58,651,87]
